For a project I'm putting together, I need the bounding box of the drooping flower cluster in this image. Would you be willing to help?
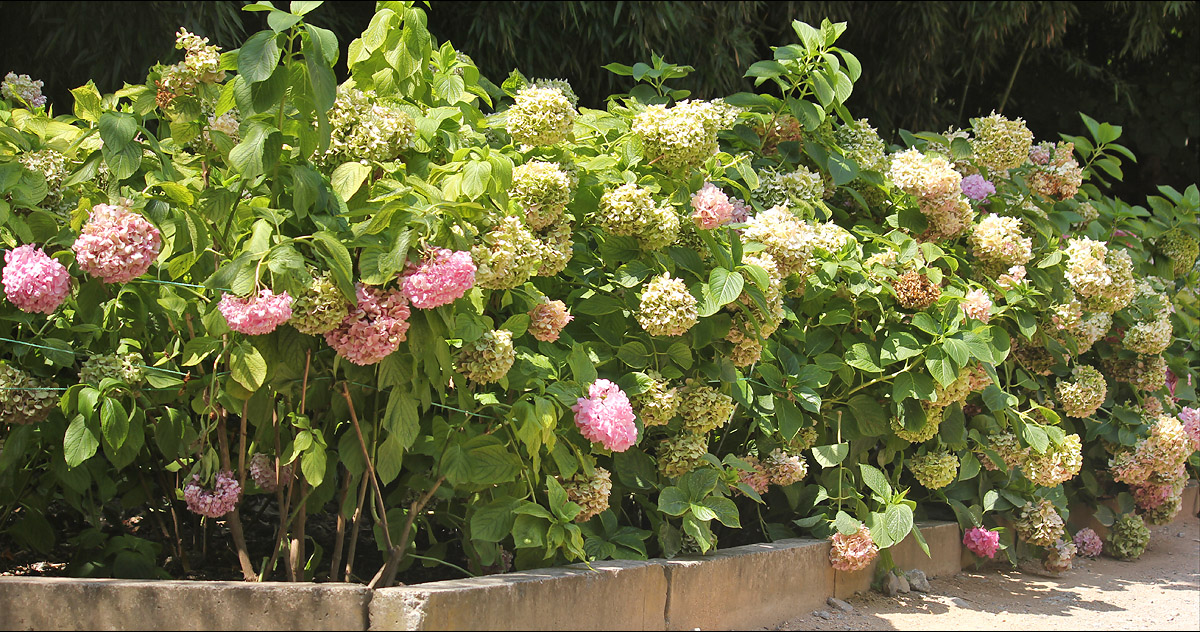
[764,448,808,486]
[472,216,542,289]
[892,270,942,310]
[400,248,476,309]
[73,203,163,284]
[1073,528,1103,558]
[787,427,820,453]
[1015,499,1065,547]
[963,527,1001,559]
[218,289,293,335]
[183,471,240,519]
[736,455,771,495]
[632,99,740,171]
[290,273,353,336]
[456,329,515,384]
[756,165,826,209]
[891,404,943,444]
[678,379,735,435]
[528,299,572,343]
[1111,414,1195,487]
[1028,141,1083,201]
[1108,354,1169,392]
[510,161,573,230]
[324,284,412,365]
[960,174,995,202]
[636,274,698,336]
[1055,364,1108,418]
[157,29,224,101]
[572,379,637,452]
[532,219,575,277]
[317,87,416,166]
[960,288,993,323]
[1020,434,1083,487]
[1063,237,1136,313]
[1105,513,1150,560]
[249,453,292,493]
[632,374,678,428]
[506,87,577,147]
[2,245,70,314]
[564,467,612,523]
[1,72,46,107]
[1122,281,1174,355]
[657,432,709,478]
[828,525,879,572]
[742,206,817,277]
[888,148,973,241]
[835,119,888,172]
[79,352,144,387]
[0,363,58,425]
[598,184,679,250]
[907,451,959,489]
[690,183,735,229]
[1155,228,1199,275]
[970,112,1034,174]
[1043,538,1077,573]
[986,431,1026,471]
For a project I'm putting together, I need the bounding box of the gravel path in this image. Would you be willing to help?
[776,514,1200,631]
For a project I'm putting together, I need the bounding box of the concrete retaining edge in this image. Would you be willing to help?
[2,483,1196,631]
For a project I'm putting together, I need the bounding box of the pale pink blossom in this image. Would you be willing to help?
[324,283,411,365]
[961,288,993,323]
[1073,528,1103,558]
[690,182,734,229]
[72,203,162,283]
[960,174,995,202]
[183,471,240,518]
[2,245,70,314]
[218,289,293,335]
[528,300,572,342]
[572,379,637,452]
[829,525,879,571]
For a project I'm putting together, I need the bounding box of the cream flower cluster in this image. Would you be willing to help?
[156,29,224,101]
[742,206,817,277]
[79,352,144,387]
[472,216,542,289]
[765,448,808,486]
[678,379,735,435]
[887,149,973,241]
[2,72,46,107]
[507,87,577,146]
[1055,364,1108,418]
[636,273,698,336]
[908,451,959,489]
[1028,141,1083,201]
[960,288,993,323]
[1021,434,1083,487]
[1015,499,1065,547]
[632,99,740,171]
[834,119,888,172]
[1122,281,1173,355]
[1043,538,1076,573]
[455,329,515,384]
[290,273,353,336]
[598,183,679,250]
[632,373,679,428]
[969,214,1032,270]
[528,299,572,343]
[970,111,1034,174]
[510,161,573,230]
[891,404,942,444]
[1156,228,1199,275]
[17,149,68,206]
[564,467,612,522]
[1063,237,1136,313]
[756,165,826,209]
[318,87,415,166]
[657,432,709,478]
[533,220,575,277]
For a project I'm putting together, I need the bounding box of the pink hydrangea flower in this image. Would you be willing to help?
[1180,407,1200,450]
[72,203,162,283]
[690,182,734,229]
[1131,482,1173,510]
[1072,527,1103,558]
[218,288,293,335]
[961,288,993,323]
[963,526,1000,559]
[2,245,70,314]
[572,379,637,452]
[730,197,750,224]
[829,525,879,572]
[960,174,995,202]
[400,248,476,309]
[528,299,572,342]
[324,283,412,365]
[183,470,240,518]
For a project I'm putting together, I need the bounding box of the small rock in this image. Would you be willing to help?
[813,610,833,620]
[905,569,931,593]
[828,597,854,612]
[882,571,910,596]
[949,596,970,608]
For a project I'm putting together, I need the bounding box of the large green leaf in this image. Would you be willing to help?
[230,342,267,391]
[64,415,99,468]
[708,267,745,306]
[238,30,282,83]
[812,443,849,468]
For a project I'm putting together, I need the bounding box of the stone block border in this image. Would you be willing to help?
[2,483,1196,631]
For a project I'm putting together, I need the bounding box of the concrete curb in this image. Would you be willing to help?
[1,486,1195,631]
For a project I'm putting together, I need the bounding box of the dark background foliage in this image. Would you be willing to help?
[1,1,1195,200]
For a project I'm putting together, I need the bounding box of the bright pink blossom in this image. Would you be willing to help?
[572,379,637,452]
[72,203,162,283]
[400,248,476,309]
[324,283,411,365]
[2,245,70,314]
[690,183,734,229]
[963,526,1000,559]
[183,470,240,518]
[218,289,293,335]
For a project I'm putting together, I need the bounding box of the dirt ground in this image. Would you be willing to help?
[776,514,1200,631]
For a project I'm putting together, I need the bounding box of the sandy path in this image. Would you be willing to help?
[776,514,1200,631]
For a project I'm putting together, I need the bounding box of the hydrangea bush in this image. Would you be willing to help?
[0,2,1195,583]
